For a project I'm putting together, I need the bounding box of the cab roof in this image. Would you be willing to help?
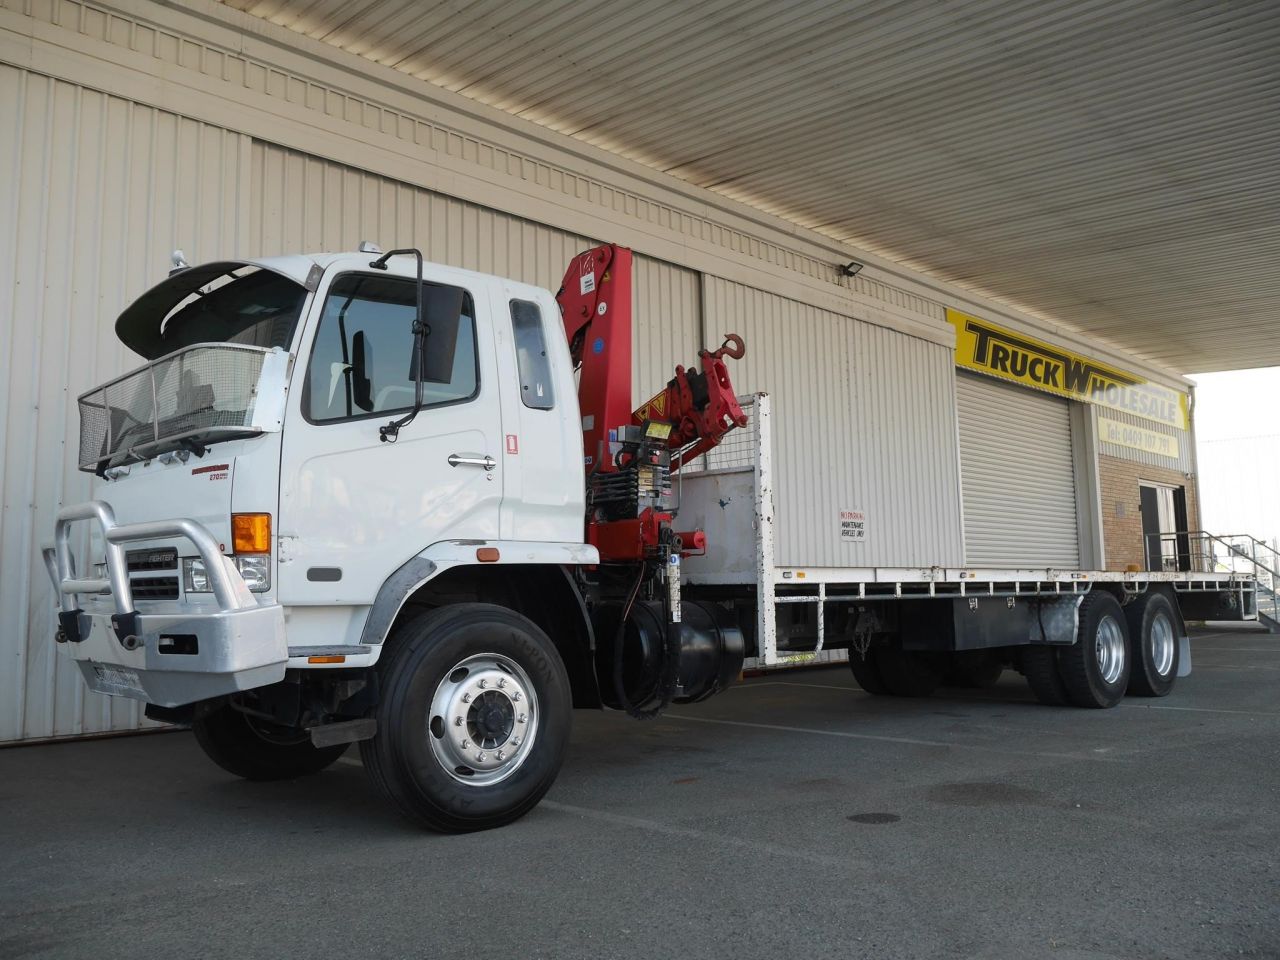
[115,251,556,357]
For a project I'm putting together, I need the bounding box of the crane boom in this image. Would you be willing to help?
[556,243,747,562]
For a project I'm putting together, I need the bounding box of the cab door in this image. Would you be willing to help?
[277,266,502,605]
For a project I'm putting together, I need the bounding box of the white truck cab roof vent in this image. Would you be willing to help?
[169,249,190,276]
[357,240,383,254]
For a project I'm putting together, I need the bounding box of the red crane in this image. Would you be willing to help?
[557,244,748,563]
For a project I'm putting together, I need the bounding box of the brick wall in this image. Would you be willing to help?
[1098,455,1200,571]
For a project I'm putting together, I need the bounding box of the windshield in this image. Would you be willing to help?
[155,269,307,357]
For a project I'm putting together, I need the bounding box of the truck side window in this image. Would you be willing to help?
[306,274,478,423]
[510,299,554,410]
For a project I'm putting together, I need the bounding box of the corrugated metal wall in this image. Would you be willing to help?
[1094,406,1194,473]
[0,66,252,743]
[703,277,964,568]
[956,373,1081,568]
[632,254,701,408]
[248,141,593,285]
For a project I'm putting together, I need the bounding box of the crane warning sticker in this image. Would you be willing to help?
[839,509,867,542]
[580,272,596,296]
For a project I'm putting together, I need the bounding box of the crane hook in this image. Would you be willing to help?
[712,333,746,361]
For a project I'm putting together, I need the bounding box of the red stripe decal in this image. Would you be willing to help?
[191,464,230,475]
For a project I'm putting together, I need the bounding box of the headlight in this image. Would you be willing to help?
[234,555,270,592]
[183,555,270,593]
[183,558,212,593]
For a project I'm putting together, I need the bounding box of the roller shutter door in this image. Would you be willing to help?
[957,373,1080,567]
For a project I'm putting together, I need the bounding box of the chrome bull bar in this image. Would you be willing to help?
[43,500,255,645]
[43,500,287,708]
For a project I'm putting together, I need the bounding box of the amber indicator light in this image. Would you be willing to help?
[231,513,271,554]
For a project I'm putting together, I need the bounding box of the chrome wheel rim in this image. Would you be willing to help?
[1150,612,1175,677]
[1095,614,1126,685]
[428,653,538,786]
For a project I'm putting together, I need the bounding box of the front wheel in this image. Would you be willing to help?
[192,704,349,780]
[360,603,571,833]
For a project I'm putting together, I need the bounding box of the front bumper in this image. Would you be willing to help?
[43,501,287,708]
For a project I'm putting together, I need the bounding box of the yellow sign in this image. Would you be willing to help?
[946,309,1189,430]
[1097,416,1180,460]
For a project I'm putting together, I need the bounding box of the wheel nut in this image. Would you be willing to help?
[517,713,527,724]
[461,739,470,749]
[498,678,507,688]
[496,750,506,761]
[477,752,487,762]
[462,693,472,703]
[512,736,521,747]
[454,716,463,726]
[512,692,522,702]
[478,679,488,689]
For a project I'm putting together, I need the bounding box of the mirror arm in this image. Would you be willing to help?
[375,248,426,443]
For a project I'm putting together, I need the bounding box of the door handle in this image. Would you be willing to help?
[448,453,496,472]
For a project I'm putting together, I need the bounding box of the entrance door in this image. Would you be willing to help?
[1140,482,1187,571]
[278,267,504,605]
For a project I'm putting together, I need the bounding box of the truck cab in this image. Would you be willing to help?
[45,244,744,832]
[50,247,598,831]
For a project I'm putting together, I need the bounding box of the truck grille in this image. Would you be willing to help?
[126,547,179,600]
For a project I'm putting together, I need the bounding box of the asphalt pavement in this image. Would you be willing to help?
[2,624,1278,960]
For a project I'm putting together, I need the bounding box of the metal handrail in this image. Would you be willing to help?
[1145,530,1278,622]
[1144,530,1279,577]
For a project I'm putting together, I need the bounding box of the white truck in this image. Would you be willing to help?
[43,242,1260,832]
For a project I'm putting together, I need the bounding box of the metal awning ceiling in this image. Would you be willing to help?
[219,0,1280,373]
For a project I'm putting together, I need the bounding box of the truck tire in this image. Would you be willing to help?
[1020,646,1070,706]
[1124,592,1180,697]
[192,705,349,781]
[946,650,1005,689]
[1058,591,1131,709]
[848,648,890,695]
[874,647,943,697]
[360,603,571,833]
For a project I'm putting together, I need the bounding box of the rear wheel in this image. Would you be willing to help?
[1058,591,1131,708]
[946,650,1005,689]
[1021,646,1070,706]
[1125,592,1180,697]
[361,603,571,833]
[192,704,348,781]
[848,647,890,695]
[875,647,944,697]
